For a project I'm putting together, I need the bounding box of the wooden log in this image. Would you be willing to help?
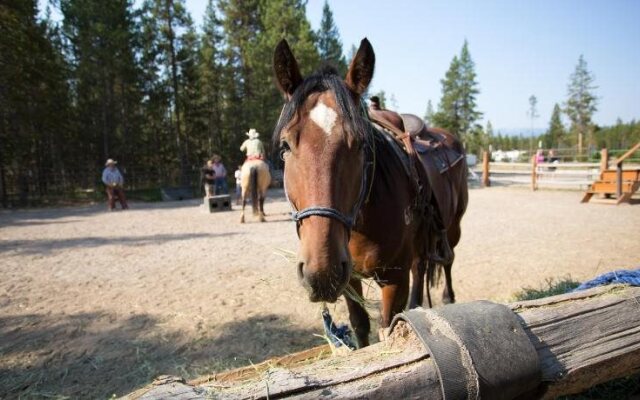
[510,285,640,399]
[124,285,640,400]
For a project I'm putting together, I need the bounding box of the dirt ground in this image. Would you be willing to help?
[1,187,638,398]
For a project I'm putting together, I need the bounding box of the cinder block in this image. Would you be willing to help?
[208,194,232,212]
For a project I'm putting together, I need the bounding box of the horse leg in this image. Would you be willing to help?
[425,260,435,308]
[258,193,266,222]
[442,261,455,304]
[408,259,425,309]
[344,278,370,348]
[379,270,409,341]
[442,224,461,305]
[240,194,246,224]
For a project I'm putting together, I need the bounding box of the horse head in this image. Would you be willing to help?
[273,39,375,303]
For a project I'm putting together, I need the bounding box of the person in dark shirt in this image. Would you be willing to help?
[202,159,215,198]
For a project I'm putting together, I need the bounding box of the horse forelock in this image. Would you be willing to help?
[272,68,366,149]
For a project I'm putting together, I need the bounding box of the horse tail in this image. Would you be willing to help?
[250,166,259,215]
[427,261,442,288]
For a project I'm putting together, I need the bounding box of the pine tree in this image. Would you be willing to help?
[178,24,202,165]
[198,0,225,157]
[432,40,482,142]
[1,0,75,205]
[239,0,319,163]
[432,55,462,134]
[61,0,142,172]
[565,55,598,154]
[484,120,494,151]
[423,100,435,124]
[218,0,262,163]
[486,120,494,137]
[140,0,195,185]
[527,95,539,135]
[545,103,565,149]
[316,1,347,75]
[457,41,482,135]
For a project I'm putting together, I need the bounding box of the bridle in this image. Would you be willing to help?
[281,101,375,238]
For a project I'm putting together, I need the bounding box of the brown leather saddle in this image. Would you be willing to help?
[368,108,464,231]
[369,109,466,263]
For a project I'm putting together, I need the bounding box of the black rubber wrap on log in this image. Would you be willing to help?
[390,301,541,400]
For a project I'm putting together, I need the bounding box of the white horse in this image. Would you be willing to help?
[240,160,271,223]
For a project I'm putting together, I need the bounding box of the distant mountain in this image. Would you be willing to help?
[494,128,546,137]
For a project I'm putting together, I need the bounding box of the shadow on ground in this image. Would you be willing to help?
[0,232,241,256]
[0,311,323,399]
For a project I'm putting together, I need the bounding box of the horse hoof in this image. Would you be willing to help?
[240,216,245,224]
[259,216,266,222]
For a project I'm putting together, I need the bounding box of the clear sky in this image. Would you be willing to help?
[42,0,639,132]
[186,0,639,132]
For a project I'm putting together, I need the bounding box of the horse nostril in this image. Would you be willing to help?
[297,262,305,281]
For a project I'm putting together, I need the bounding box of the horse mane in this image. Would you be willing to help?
[272,65,367,148]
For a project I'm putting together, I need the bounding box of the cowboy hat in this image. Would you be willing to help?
[246,128,260,139]
[105,159,117,166]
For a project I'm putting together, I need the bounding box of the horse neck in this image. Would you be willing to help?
[361,125,416,215]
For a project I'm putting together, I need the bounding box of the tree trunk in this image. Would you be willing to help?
[164,0,189,187]
[127,285,640,400]
[102,74,110,161]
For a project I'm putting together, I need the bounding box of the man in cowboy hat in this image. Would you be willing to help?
[240,128,265,161]
[101,159,129,210]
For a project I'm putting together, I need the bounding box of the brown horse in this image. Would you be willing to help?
[273,38,467,347]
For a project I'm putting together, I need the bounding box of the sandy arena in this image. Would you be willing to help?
[1,187,638,398]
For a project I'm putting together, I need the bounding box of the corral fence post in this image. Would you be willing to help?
[531,155,538,191]
[600,148,609,173]
[482,151,490,187]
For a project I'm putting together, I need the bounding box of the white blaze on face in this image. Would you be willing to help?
[309,101,337,136]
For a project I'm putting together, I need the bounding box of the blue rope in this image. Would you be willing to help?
[573,268,640,292]
[322,307,357,350]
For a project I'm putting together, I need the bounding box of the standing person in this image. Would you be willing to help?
[101,159,129,210]
[240,128,265,160]
[202,159,215,198]
[211,154,228,194]
[535,149,545,163]
[234,165,242,205]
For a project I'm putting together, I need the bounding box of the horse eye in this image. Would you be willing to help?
[279,141,291,161]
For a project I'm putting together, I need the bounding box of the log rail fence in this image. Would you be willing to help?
[478,144,640,204]
[125,284,640,400]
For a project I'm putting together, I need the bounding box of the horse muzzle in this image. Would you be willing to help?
[297,258,352,303]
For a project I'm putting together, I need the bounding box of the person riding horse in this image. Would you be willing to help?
[239,128,271,223]
[240,128,265,161]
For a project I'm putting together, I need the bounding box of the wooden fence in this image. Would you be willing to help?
[473,150,640,191]
[125,284,640,400]
[473,147,640,191]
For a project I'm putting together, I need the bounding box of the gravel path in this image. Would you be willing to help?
[1,187,638,398]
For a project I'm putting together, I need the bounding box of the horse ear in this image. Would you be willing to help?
[345,38,375,96]
[273,39,303,98]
